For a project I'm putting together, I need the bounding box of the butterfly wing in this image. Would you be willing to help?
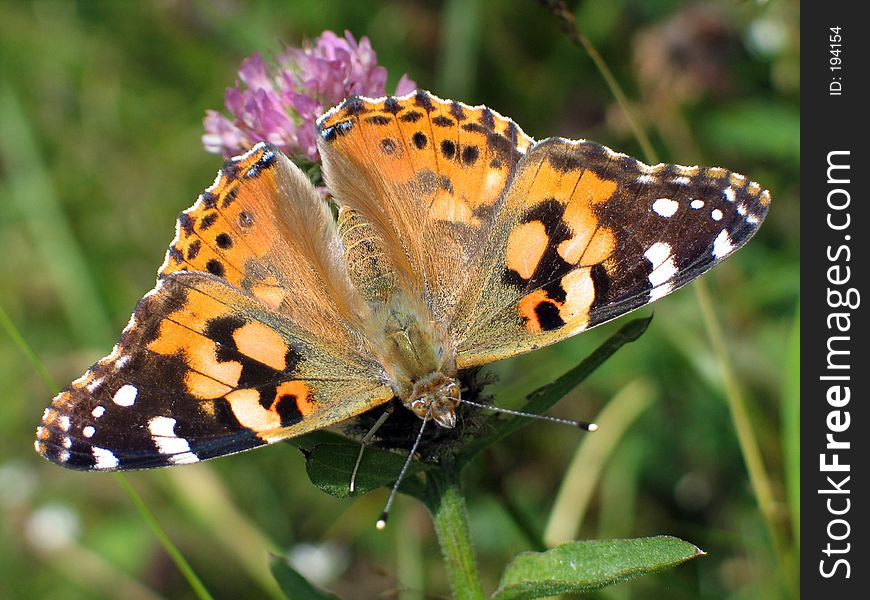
[159,143,368,340]
[316,90,533,321]
[450,137,771,367]
[36,145,392,470]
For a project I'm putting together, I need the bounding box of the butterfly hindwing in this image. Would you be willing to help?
[36,272,393,470]
[451,137,771,367]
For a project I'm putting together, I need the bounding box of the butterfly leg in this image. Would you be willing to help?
[349,404,395,493]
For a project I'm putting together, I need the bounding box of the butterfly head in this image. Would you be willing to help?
[405,373,460,429]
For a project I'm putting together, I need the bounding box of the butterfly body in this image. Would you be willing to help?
[36,90,770,471]
[369,290,461,428]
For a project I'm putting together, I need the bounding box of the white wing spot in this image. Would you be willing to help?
[148,416,193,456]
[712,230,734,258]
[647,245,678,301]
[62,436,72,449]
[673,176,691,185]
[644,242,672,269]
[112,385,138,407]
[711,209,724,221]
[86,378,104,393]
[59,415,71,432]
[83,426,95,438]
[92,447,119,470]
[169,452,201,465]
[690,199,704,209]
[652,198,679,218]
[723,187,736,203]
[91,406,106,418]
[58,449,71,463]
[637,174,656,184]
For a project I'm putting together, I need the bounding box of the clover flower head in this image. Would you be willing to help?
[203,30,416,161]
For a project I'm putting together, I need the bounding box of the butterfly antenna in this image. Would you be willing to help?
[455,398,598,431]
[350,405,394,494]
[376,408,431,530]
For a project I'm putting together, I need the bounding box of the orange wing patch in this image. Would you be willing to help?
[159,145,278,289]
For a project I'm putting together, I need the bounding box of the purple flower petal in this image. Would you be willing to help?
[203,29,417,161]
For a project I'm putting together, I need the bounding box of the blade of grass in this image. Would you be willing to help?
[2,300,215,599]
[0,301,59,393]
[114,474,216,600]
[537,0,659,164]
[457,317,651,467]
[543,379,655,547]
[164,468,287,600]
[694,283,791,590]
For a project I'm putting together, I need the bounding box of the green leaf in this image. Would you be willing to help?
[457,316,652,466]
[305,443,428,499]
[269,554,341,600]
[490,536,704,600]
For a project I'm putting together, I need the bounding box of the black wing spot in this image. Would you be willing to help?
[199,212,218,231]
[441,139,456,160]
[215,233,233,249]
[221,187,238,208]
[178,213,195,235]
[186,240,202,260]
[535,301,565,331]
[365,115,392,125]
[238,211,254,228]
[412,132,428,149]
[380,138,397,155]
[206,259,225,277]
[383,97,401,114]
[414,91,434,112]
[461,145,479,166]
[400,110,423,123]
[433,115,455,127]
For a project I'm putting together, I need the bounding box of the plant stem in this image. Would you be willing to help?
[425,469,485,600]
[115,474,217,600]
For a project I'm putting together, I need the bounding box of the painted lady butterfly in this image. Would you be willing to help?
[36,91,770,471]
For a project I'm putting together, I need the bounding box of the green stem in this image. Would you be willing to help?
[539,0,659,163]
[115,474,217,600]
[694,283,792,590]
[425,469,485,600]
[0,301,59,393]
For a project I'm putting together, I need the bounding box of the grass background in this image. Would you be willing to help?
[0,0,799,598]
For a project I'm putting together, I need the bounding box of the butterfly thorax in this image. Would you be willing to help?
[374,294,460,429]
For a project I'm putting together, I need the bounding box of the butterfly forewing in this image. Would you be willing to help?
[451,137,770,367]
[316,90,533,321]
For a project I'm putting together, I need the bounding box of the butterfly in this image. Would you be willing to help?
[35,90,770,471]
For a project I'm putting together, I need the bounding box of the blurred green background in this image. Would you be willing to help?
[0,1,799,598]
